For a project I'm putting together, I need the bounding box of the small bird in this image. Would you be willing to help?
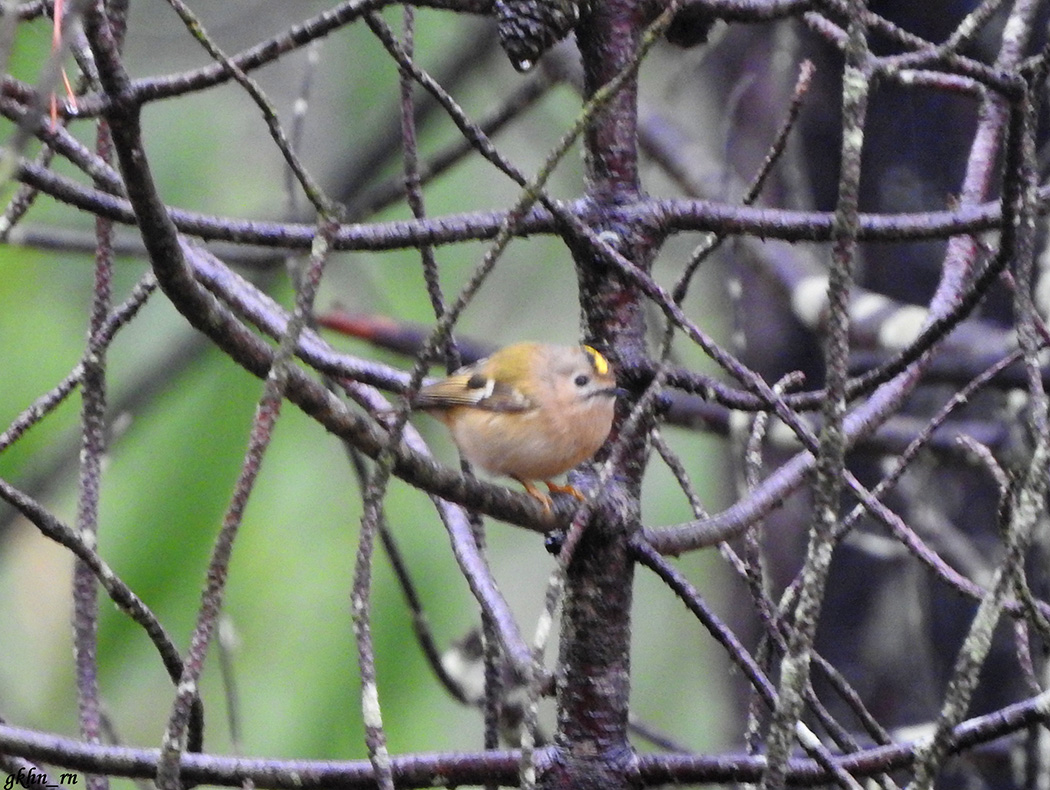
[412,342,620,509]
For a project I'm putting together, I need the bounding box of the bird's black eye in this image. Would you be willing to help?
[574,374,590,387]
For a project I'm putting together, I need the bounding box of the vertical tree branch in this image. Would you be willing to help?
[760,3,870,787]
[538,2,669,789]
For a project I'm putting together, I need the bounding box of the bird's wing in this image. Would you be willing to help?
[412,372,535,412]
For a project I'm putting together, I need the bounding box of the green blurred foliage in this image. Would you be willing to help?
[0,0,731,772]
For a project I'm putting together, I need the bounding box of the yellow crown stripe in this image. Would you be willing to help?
[583,345,610,376]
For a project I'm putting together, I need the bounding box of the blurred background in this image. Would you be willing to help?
[0,0,732,770]
[5,1,1041,786]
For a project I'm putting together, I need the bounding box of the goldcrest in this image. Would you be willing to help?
[412,342,619,509]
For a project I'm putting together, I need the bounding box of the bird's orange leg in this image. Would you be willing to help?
[545,480,585,502]
[515,478,553,512]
